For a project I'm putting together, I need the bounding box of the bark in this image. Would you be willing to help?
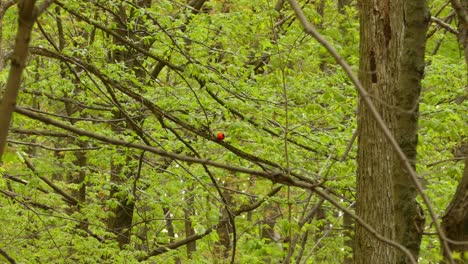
[355,0,429,263]
[56,11,89,223]
[0,0,37,160]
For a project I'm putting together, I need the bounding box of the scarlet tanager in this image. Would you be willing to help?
[217,132,225,141]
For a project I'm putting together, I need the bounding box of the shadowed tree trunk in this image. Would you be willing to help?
[337,0,351,14]
[355,0,429,263]
[215,187,233,259]
[442,152,468,263]
[107,147,136,248]
[343,206,354,264]
[105,0,153,248]
[184,184,197,257]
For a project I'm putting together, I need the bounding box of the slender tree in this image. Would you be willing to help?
[0,0,53,160]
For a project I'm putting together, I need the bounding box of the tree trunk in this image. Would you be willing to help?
[0,0,36,159]
[184,185,197,257]
[343,205,354,264]
[393,1,429,262]
[106,110,136,248]
[105,0,153,247]
[107,151,136,248]
[261,202,281,264]
[163,207,181,264]
[215,187,233,259]
[442,154,468,263]
[355,0,429,263]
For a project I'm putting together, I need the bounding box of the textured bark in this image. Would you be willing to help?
[58,13,89,223]
[355,0,429,263]
[356,1,399,261]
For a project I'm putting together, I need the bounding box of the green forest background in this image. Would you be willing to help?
[0,0,466,263]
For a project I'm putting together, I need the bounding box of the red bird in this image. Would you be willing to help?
[217,132,225,141]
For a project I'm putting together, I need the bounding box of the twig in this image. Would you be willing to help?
[7,139,100,152]
[427,157,465,167]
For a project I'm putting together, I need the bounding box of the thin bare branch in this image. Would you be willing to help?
[10,128,71,137]
[7,139,100,152]
[0,189,54,210]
